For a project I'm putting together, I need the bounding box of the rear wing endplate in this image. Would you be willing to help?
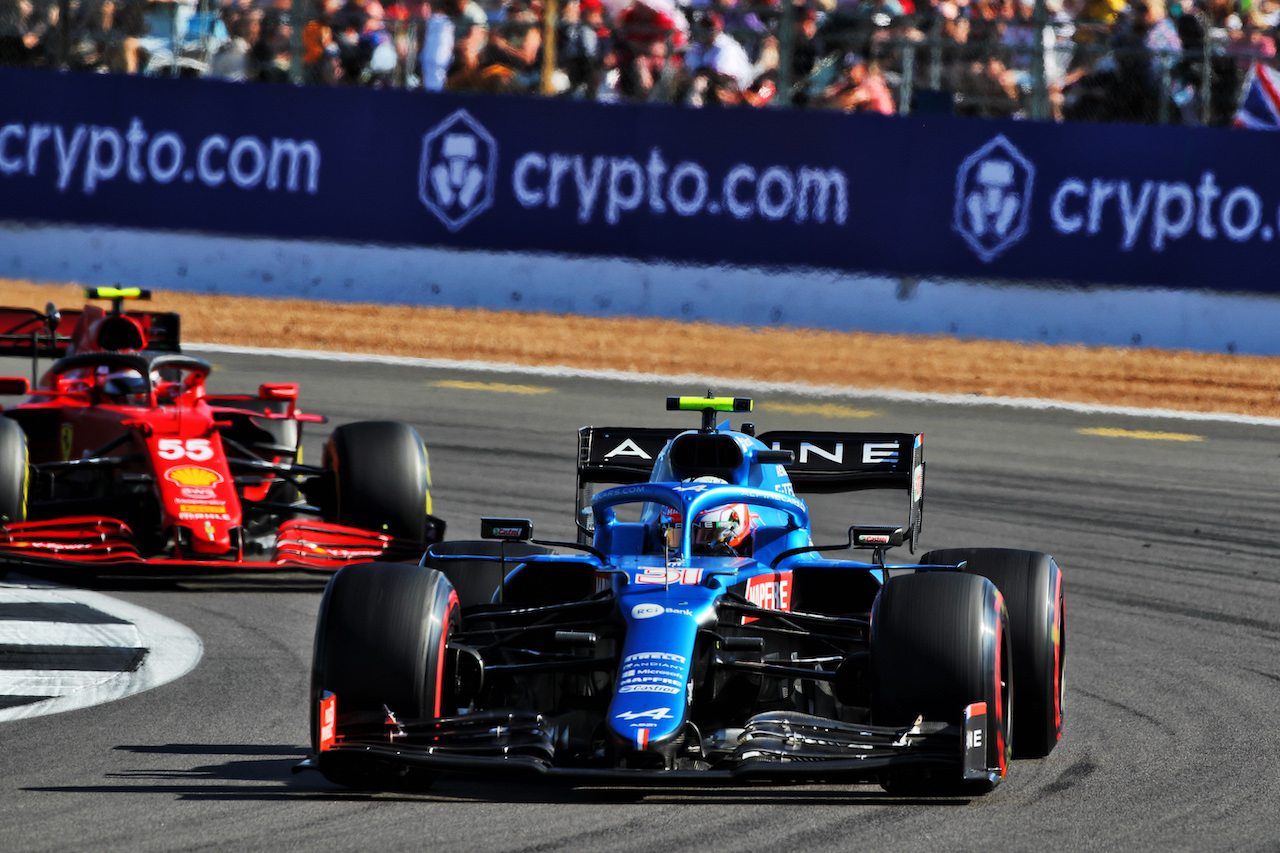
[575,427,681,541]
[760,430,923,552]
[577,427,682,485]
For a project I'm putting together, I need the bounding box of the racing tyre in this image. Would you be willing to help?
[310,562,460,790]
[870,571,1012,795]
[921,548,1065,758]
[323,420,431,541]
[0,417,28,525]
[421,540,554,609]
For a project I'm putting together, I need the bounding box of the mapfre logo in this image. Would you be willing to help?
[953,135,1034,262]
[418,109,497,232]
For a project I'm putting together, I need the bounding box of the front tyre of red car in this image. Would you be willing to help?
[870,571,1012,796]
[322,420,433,541]
[310,562,460,790]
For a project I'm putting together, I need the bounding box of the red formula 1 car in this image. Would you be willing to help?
[0,288,444,574]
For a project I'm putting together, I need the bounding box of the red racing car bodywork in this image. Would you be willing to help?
[0,289,444,574]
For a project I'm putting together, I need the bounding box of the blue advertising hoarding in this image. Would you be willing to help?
[2,66,1277,295]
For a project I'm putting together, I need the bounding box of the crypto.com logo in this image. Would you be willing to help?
[953,135,1034,262]
[418,109,497,232]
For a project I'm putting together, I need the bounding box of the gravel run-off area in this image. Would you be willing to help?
[3,279,1278,418]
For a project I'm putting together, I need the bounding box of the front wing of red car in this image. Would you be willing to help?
[0,517,428,573]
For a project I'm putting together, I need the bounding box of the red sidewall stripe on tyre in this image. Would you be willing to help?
[994,590,1008,779]
[432,589,459,719]
[1052,567,1064,738]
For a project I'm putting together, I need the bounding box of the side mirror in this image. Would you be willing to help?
[0,376,30,396]
[259,383,299,401]
[481,518,533,541]
[850,525,905,548]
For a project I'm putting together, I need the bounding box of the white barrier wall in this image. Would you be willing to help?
[3,223,1278,355]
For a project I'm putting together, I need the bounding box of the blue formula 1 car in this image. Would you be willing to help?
[299,396,1065,795]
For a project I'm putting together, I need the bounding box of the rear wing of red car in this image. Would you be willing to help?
[576,426,924,550]
[0,305,181,359]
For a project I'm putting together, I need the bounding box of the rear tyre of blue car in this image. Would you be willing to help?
[923,548,1065,758]
[310,562,460,790]
[870,571,1012,796]
[323,420,432,541]
[421,539,555,609]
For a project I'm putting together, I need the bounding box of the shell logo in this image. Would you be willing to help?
[165,466,224,487]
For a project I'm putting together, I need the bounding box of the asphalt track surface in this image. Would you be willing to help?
[4,349,1280,853]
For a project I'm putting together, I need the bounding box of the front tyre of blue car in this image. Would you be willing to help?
[310,561,461,791]
[869,571,1013,797]
[923,547,1065,759]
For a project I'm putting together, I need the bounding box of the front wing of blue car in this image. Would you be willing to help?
[296,703,998,789]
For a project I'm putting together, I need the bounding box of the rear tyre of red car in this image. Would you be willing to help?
[0,416,28,525]
[870,571,1012,795]
[922,548,1065,758]
[311,562,460,790]
[205,396,300,462]
[323,420,431,541]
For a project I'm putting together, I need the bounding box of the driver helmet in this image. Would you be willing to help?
[97,366,148,404]
[660,502,754,553]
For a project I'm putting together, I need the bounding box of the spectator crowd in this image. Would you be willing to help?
[1,0,1277,123]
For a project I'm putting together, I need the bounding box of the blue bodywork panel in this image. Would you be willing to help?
[490,419,911,757]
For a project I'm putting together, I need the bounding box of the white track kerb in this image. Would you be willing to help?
[191,342,1280,428]
[0,580,203,723]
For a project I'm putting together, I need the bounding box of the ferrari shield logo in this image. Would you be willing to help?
[59,424,72,461]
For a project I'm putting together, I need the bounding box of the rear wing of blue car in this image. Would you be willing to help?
[576,426,924,551]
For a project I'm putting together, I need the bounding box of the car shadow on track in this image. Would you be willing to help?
[2,567,333,594]
[390,778,977,807]
[24,743,975,806]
